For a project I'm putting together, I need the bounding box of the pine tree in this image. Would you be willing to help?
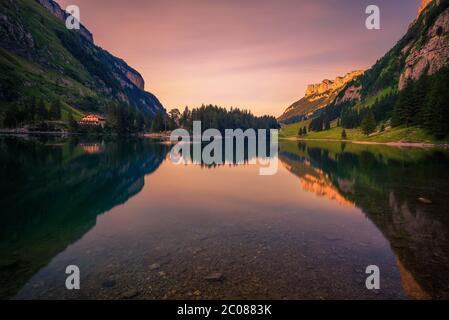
[392,80,418,127]
[151,112,164,133]
[50,99,62,120]
[425,72,449,138]
[361,111,376,135]
[136,112,145,133]
[68,111,78,132]
[36,98,48,121]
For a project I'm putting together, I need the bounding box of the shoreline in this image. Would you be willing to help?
[144,131,172,139]
[3,130,448,148]
[281,137,449,148]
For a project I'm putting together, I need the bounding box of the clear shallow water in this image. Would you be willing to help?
[1,136,449,299]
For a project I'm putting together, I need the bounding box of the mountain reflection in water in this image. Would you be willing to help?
[280,141,449,299]
[0,137,168,298]
[0,137,448,299]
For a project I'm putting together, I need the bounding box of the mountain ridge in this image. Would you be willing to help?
[37,0,93,43]
[0,0,164,117]
[278,70,363,124]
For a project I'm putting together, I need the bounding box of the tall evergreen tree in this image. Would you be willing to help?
[50,99,62,120]
[36,98,48,121]
[361,111,377,135]
[68,111,78,132]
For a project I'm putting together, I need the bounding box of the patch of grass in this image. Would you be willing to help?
[61,101,83,121]
[279,119,311,137]
[356,86,395,110]
[364,126,447,144]
[280,119,449,144]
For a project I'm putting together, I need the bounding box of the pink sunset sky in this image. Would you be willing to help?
[56,0,420,116]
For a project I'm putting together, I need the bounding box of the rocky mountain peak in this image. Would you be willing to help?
[36,0,147,92]
[418,0,435,17]
[36,0,93,43]
[400,4,449,89]
[304,70,364,97]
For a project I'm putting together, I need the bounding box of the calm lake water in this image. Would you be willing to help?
[1,136,449,300]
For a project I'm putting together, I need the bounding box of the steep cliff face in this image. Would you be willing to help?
[36,0,148,92]
[305,71,364,97]
[0,0,163,116]
[418,0,434,17]
[399,4,449,89]
[112,58,145,90]
[334,0,449,106]
[278,70,363,124]
[36,0,93,43]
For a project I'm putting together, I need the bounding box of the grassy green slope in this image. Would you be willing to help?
[0,0,107,115]
[281,121,449,144]
[1,0,163,125]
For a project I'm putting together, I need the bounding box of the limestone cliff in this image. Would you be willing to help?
[418,0,434,17]
[399,2,449,89]
[278,70,363,124]
[304,71,364,97]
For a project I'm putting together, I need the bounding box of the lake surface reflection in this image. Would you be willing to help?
[1,136,448,300]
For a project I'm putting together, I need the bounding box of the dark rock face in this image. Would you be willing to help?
[36,0,93,43]
[34,0,161,114]
[0,0,164,116]
[0,1,36,59]
[0,138,169,299]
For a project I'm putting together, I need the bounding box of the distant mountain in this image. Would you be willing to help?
[0,0,164,116]
[278,70,363,124]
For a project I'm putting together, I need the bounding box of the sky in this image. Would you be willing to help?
[56,0,420,117]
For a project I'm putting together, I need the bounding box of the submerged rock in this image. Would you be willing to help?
[149,263,161,270]
[418,197,433,204]
[120,289,139,299]
[204,272,224,282]
[101,279,116,288]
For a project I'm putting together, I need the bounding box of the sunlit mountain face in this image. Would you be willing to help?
[280,156,355,208]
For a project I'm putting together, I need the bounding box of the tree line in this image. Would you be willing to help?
[2,99,279,135]
[150,104,279,133]
[1,97,63,128]
[392,67,449,138]
[304,63,449,139]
